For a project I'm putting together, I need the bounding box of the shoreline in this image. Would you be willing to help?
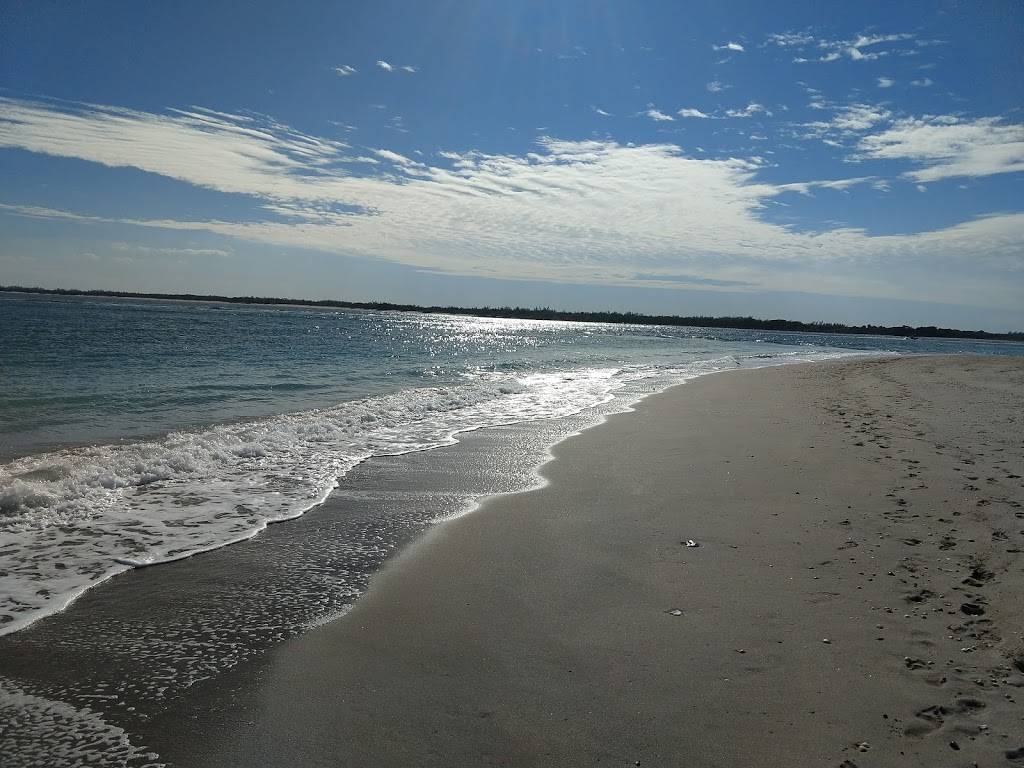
[0,369,663,767]
[147,355,1024,767]
[3,356,1022,767]
[0,354,835,641]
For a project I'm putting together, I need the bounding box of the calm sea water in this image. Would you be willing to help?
[0,291,1021,638]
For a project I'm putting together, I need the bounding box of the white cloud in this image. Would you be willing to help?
[800,104,892,144]
[401,65,417,73]
[644,108,674,122]
[386,115,408,133]
[111,242,232,259]
[677,108,710,119]
[593,106,612,117]
[373,148,420,166]
[911,77,934,87]
[713,41,745,52]
[773,176,875,195]
[556,46,588,60]
[857,115,1024,182]
[853,33,914,48]
[773,30,920,63]
[877,77,895,88]
[766,31,816,47]
[726,103,771,119]
[376,60,393,71]
[333,65,357,76]
[831,104,890,132]
[706,81,728,93]
[0,99,361,200]
[0,96,1020,307]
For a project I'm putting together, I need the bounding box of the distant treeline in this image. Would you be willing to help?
[3,285,1022,341]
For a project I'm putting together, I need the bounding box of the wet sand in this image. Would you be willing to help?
[153,356,1024,767]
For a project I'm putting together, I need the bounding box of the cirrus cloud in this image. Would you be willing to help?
[857,115,1024,182]
[0,96,1020,309]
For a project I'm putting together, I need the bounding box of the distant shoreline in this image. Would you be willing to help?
[3,284,1021,341]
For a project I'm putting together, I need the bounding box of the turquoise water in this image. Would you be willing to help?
[0,291,1020,636]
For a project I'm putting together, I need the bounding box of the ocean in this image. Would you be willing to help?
[1,291,1021,766]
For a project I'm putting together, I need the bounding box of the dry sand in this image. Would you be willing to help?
[158,356,1024,767]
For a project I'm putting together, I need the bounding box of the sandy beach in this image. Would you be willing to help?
[137,355,1023,767]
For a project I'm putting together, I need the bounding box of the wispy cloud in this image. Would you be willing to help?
[593,106,612,117]
[373,148,419,165]
[111,242,232,259]
[765,31,816,48]
[634,272,754,287]
[772,176,876,195]
[644,108,674,122]
[713,41,745,52]
[726,103,771,118]
[706,81,729,93]
[800,103,892,143]
[797,104,1024,185]
[333,65,357,76]
[677,108,710,119]
[911,77,934,87]
[857,115,1024,182]
[386,115,409,133]
[0,98,363,200]
[770,29,924,63]
[556,46,588,60]
[877,76,896,88]
[0,96,1020,308]
[375,60,416,74]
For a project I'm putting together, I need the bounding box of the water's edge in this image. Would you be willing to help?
[0,356,868,768]
[2,351,865,640]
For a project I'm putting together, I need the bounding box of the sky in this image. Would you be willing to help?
[1,1,1022,330]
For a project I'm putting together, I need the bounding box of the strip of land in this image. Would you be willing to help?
[155,356,1024,767]
[4,286,1020,340]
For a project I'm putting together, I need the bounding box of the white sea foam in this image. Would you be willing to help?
[0,353,856,636]
[0,676,164,768]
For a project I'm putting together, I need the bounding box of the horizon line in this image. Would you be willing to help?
[2,285,1021,341]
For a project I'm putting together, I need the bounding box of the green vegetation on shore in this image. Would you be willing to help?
[3,285,1021,341]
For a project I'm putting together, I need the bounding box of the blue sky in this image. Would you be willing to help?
[1,1,1022,329]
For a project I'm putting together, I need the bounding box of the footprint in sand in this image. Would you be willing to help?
[905,705,947,736]
[962,565,994,587]
[905,696,987,737]
[905,588,935,603]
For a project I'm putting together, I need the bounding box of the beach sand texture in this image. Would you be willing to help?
[147,356,1024,767]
